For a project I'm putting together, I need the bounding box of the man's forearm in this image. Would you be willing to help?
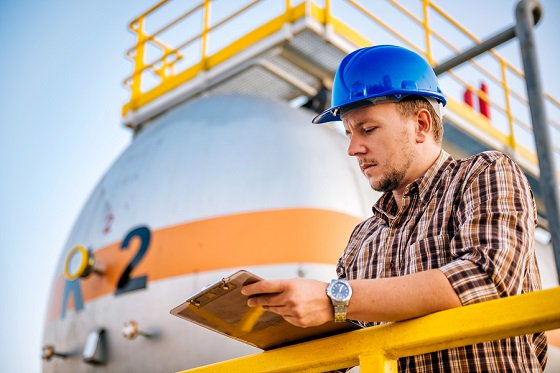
[347,269,462,322]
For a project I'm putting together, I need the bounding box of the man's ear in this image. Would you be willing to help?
[415,108,432,143]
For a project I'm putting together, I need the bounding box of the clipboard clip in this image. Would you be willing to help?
[190,279,238,308]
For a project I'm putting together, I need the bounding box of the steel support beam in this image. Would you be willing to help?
[515,0,560,280]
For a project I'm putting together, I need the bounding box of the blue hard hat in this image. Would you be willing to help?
[312,45,446,124]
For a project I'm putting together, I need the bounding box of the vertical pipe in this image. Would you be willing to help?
[515,0,560,280]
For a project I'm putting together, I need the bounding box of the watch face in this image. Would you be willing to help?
[329,281,351,301]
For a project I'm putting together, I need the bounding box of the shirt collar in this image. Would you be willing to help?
[372,150,453,219]
[416,149,453,204]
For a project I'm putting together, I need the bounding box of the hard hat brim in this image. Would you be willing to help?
[312,108,339,124]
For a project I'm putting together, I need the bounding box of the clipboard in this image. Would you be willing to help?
[169,270,360,350]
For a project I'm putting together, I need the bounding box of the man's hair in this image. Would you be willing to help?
[396,97,443,143]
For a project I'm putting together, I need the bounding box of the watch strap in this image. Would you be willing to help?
[333,303,347,322]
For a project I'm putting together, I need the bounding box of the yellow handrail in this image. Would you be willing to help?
[180,287,560,372]
[347,0,424,56]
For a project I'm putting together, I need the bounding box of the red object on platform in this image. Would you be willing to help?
[463,86,474,107]
[479,82,491,119]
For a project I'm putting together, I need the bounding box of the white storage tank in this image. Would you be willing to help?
[42,94,378,372]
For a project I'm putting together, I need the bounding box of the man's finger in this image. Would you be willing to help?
[241,280,286,296]
[247,293,284,307]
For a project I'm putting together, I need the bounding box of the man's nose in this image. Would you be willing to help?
[347,135,366,156]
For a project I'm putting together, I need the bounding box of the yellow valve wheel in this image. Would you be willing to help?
[63,245,92,280]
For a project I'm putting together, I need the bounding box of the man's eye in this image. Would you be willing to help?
[364,127,376,134]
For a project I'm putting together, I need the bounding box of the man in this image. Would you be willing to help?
[242,45,547,371]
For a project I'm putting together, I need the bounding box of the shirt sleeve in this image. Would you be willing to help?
[439,153,538,305]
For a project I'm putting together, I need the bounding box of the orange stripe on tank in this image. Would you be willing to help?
[46,208,360,321]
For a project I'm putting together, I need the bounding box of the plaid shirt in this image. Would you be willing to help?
[337,150,547,372]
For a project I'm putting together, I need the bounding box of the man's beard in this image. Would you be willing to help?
[369,145,413,193]
[371,166,407,192]
[364,128,414,193]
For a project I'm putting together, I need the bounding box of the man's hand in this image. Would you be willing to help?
[241,279,333,328]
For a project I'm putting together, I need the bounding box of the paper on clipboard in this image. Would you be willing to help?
[169,270,360,350]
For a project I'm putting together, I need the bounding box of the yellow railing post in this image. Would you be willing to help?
[130,18,147,106]
[201,0,211,70]
[359,351,398,373]
[422,0,432,64]
[501,60,516,150]
[325,0,331,26]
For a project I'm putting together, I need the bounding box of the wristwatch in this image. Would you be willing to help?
[326,279,352,322]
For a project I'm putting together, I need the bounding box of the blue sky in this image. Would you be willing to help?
[0,1,151,370]
[0,1,558,372]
